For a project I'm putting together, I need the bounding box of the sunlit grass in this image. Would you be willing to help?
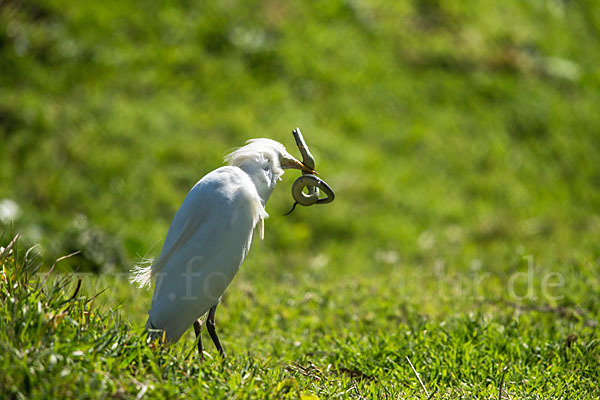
[2,236,598,398]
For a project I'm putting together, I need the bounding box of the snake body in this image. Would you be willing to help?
[285,128,335,215]
[285,174,335,215]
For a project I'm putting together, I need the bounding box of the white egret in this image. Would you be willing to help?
[130,138,315,356]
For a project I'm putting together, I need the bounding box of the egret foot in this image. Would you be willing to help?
[206,304,225,357]
[193,318,203,358]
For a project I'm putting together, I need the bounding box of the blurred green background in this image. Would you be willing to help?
[2,0,598,281]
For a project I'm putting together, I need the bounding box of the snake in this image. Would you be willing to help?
[284,128,335,215]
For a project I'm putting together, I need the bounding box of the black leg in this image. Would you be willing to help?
[193,319,203,358]
[206,304,225,357]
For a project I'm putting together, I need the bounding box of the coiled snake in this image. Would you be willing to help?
[285,128,335,215]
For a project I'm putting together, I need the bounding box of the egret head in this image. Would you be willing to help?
[225,139,314,203]
[226,139,314,176]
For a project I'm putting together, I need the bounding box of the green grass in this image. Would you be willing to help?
[2,236,599,399]
[1,0,600,398]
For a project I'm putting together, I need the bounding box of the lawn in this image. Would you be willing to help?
[1,0,599,398]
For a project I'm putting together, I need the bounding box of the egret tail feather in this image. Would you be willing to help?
[129,258,154,288]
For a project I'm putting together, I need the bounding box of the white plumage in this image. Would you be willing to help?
[131,139,310,345]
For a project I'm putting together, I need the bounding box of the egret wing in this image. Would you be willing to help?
[146,167,263,342]
[151,180,213,273]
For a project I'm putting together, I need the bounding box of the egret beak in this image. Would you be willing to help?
[282,158,318,175]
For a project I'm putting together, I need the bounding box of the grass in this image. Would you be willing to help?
[1,0,600,398]
[2,235,599,399]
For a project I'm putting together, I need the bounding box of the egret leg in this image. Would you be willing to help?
[206,304,225,357]
[193,318,203,358]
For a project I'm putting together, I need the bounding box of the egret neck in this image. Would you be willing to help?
[238,158,282,206]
